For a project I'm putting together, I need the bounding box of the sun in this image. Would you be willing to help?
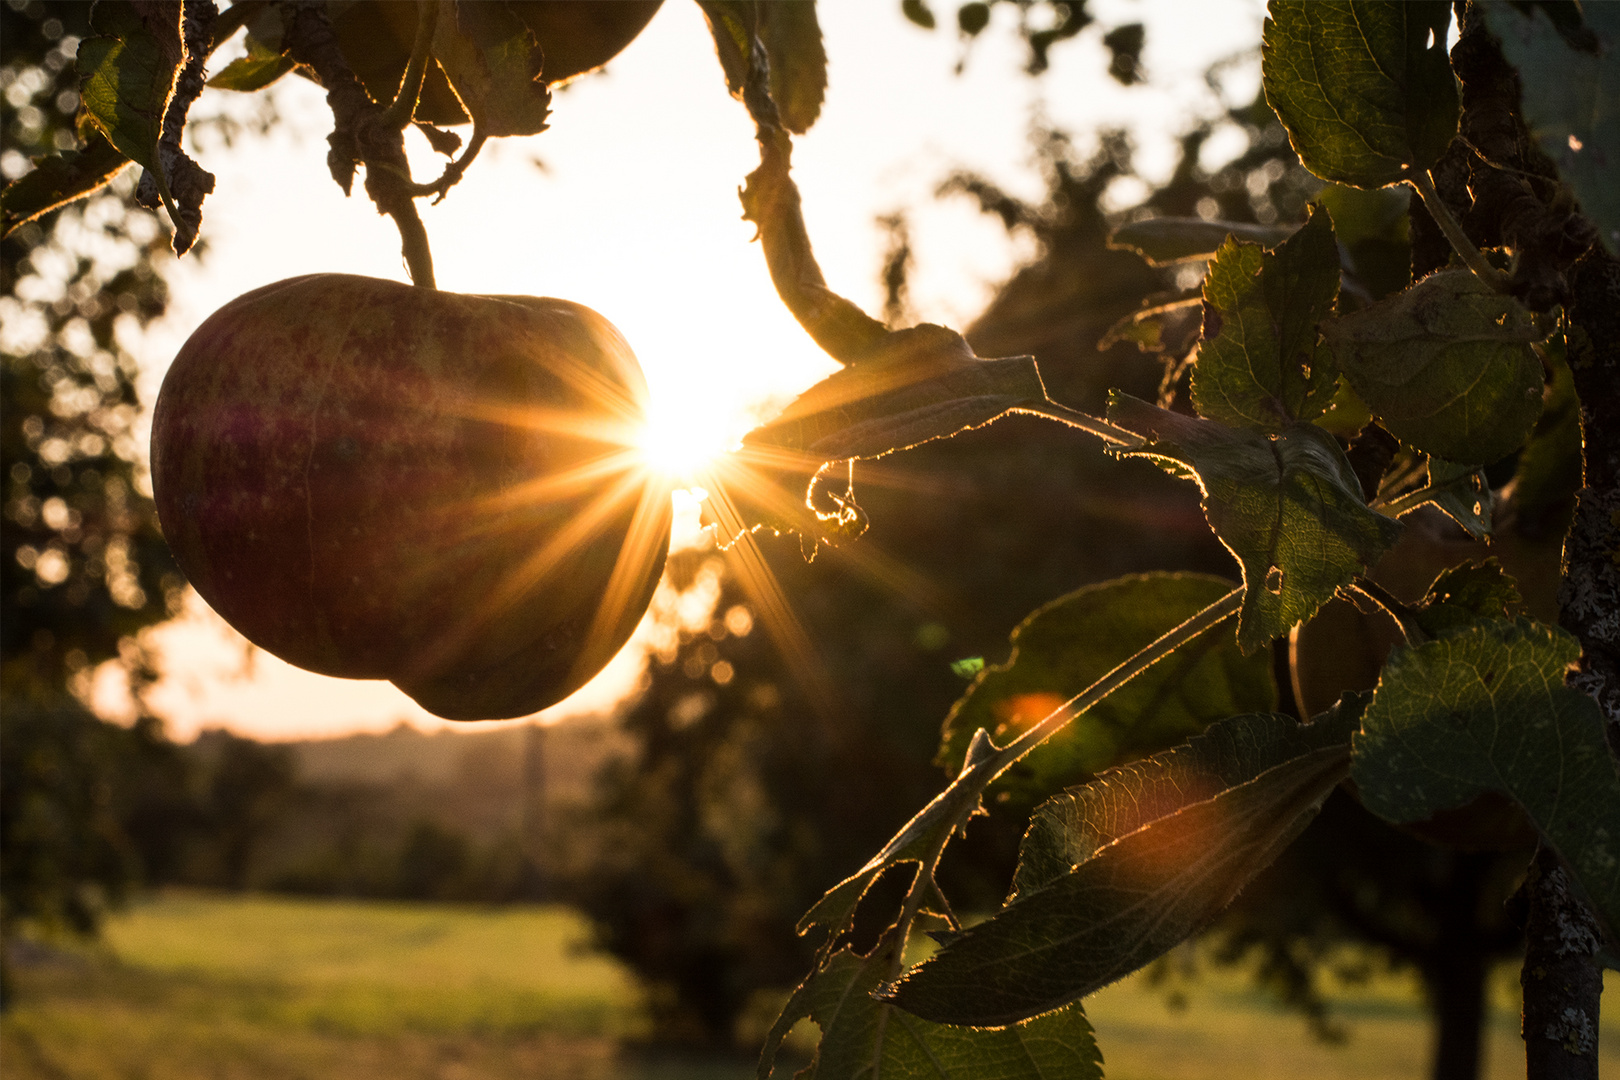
[635,396,742,485]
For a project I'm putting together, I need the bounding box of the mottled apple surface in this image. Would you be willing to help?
[152,274,671,720]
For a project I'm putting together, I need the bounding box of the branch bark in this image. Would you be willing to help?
[1521,849,1605,1080]
[279,0,435,287]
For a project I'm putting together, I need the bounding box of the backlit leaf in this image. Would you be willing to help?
[77,1,183,172]
[1419,458,1493,538]
[699,0,827,134]
[1262,0,1458,188]
[1410,559,1524,640]
[433,0,552,137]
[207,36,294,92]
[884,735,1354,1026]
[1482,1,1619,254]
[1108,394,1403,653]
[759,931,1101,1080]
[0,136,132,235]
[703,326,1050,549]
[937,573,1277,806]
[1324,268,1543,465]
[1012,699,1365,900]
[1352,619,1620,940]
[1107,217,1297,266]
[1192,204,1341,432]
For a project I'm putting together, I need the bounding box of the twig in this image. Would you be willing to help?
[1409,169,1512,293]
[1013,400,1144,448]
[408,129,488,204]
[281,0,436,288]
[380,0,439,130]
[136,0,217,255]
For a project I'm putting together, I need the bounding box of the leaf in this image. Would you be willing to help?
[1316,182,1412,299]
[1481,1,1620,254]
[1108,394,1403,654]
[1509,336,1582,538]
[1262,0,1459,188]
[1420,457,1493,538]
[1098,295,1200,355]
[78,0,214,255]
[762,1,827,135]
[207,36,294,92]
[1191,203,1342,432]
[759,931,1102,1080]
[1411,559,1525,640]
[1352,619,1620,941]
[77,1,184,173]
[1012,698,1366,901]
[325,2,468,126]
[0,136,133,235]
[884,734,1355,1026]
[1107,217,1297,265]
[702,326,1051,549]
[1324,268,1544,465]
[902,0,937,31]
[936,573,1277,807]
[433,0,552,138]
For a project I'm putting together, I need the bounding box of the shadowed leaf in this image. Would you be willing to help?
[1108,394,1403,653]
[759,931,1101,1080]
[1324,269,1543,465]
[1263,1,1458,188]
[884,735,1354,1026]
[1012,698,1366,900]
[434,1,552,137]
[1191,204,1341,432]
[937,573,1276,806]
[1352,619,1620,942]
[0,136,132,235]
[207,36,294,92]
[1411,560,1525,640]
[1108,217,1296,265]
[703,326,1051,549]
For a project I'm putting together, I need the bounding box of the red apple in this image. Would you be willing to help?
[151,274,671,720]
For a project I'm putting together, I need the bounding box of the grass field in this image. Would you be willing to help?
[3,892,1616,1079]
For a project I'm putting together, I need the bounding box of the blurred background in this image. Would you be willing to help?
[3,2,1616,1078]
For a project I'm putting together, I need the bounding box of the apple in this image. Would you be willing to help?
[151,274,672,721]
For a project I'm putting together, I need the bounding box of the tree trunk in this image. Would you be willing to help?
[1426,945,1487,1080]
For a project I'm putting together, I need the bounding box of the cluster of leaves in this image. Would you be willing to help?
[674,2,1620,1076]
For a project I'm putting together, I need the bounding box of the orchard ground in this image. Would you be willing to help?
[3,892,1614,1080]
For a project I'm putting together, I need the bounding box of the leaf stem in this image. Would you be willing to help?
[1409,169,1512,293]
[380,0,439,130]
[1014,400,1144,448]
[989,586,1244,776]
[1370,485,1435,519]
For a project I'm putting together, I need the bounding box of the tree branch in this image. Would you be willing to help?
[279,0,436,288]
[1521,849,1604,1080]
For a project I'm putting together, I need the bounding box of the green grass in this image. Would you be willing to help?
[4,891,1617,1079]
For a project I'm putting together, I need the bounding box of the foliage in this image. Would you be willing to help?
[5,1,1619,1078]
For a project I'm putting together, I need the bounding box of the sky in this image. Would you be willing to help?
[92,0,1264,742]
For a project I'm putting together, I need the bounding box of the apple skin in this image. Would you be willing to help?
[151,274,671,721]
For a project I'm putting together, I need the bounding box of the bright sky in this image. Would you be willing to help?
[97,0,1263,742]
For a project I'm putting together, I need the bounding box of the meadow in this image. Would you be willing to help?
[2,892,1615,1079]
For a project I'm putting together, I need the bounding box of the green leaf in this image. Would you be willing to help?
[1192,204,1342,432]
[1108,394,1403,653]
[936,573,1277,806]
[1098,295,1200,355]
[703,326,1050,549]
[1420,457,1493,538]
[1011,698,1365,901]
[77,1,183,172]
[759,931,1102,1080]
[1324,268,1544,465]
[1509,336,1582,537]
[1262,0,1459,188]
[1107,217,1297,266]
[902,1,937,31]
[1481,1,1620,254]
[1411,559,1525,640]
[207,37,294,92]
[0,136,133,235]
[433,1,552,137]
[1317,182,1412,299]
[1352,619,1620,941]
[762,1,827,135]
[885,725,1356,1026]
[324,2,469,126]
